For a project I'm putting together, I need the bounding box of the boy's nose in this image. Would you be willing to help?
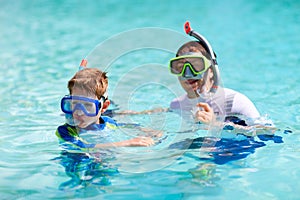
[74,109,84,116]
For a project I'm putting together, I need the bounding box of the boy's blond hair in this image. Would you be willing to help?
[68,68,108,100]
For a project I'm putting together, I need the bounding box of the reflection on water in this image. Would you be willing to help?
[52,151,118,190]
[51,113,285,195]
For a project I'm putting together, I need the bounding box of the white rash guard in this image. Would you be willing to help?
[170,88,260,121]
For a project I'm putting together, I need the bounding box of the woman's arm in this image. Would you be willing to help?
[115,107,170,115]
[223,122,277,137]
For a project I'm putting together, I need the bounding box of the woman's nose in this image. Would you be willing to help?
[183,65,194,78]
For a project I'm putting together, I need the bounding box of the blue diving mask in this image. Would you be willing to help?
[61,95,106,117]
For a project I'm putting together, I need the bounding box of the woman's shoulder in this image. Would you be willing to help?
[223,88,252,102]
[223,88,240,95]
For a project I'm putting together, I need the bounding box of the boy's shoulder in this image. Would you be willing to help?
[56,123,78,139]
[101,116,118,129]
[101,116,117,124]
[57,123,76,131]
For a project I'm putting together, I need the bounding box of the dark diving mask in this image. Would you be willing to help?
[169,54,212,79]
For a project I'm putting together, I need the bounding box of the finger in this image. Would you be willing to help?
[196,102,212,112]
[194,113,207,123]
[195,111,212,123]
[195,110,210,120]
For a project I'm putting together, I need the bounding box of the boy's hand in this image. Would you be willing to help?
[193,102,215,124]
[125,137,155,147]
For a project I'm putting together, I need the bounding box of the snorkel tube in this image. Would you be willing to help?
[184,21,220,95]
[64,59,89,126]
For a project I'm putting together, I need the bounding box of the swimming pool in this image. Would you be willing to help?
[1,0,299,199]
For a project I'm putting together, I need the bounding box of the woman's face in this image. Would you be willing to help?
[178,77,203,98]
[178,68,214,98]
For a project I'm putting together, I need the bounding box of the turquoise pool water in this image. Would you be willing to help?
[1,0,300,199]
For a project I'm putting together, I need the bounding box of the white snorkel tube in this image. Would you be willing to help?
[184,21,221,97]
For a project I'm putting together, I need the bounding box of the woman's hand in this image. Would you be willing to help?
[193,102,215,124]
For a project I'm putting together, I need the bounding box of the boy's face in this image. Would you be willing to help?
[71,87,102,128]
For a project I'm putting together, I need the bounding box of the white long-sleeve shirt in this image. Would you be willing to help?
[170,88,260,120]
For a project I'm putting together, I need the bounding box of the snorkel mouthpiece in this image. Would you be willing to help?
[65,59,89,126]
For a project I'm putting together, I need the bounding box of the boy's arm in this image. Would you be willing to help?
[56,124,155,150]
[94,137,155,148]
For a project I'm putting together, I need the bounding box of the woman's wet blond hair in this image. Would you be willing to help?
[176,41,211,60]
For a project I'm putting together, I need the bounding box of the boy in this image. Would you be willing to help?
[56,68,154,150]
